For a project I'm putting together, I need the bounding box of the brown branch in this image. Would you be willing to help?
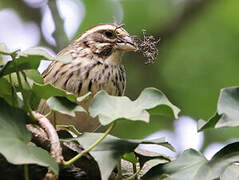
[32,111,63,164]
[26,124,51,151]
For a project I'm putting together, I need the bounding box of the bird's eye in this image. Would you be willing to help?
[104,31,114,38]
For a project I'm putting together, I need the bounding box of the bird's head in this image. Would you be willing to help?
[74,23,137,64]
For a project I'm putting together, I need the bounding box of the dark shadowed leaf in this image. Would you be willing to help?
[0,77,22,107]
[0,77,12,99]
[47,96,85,116]
[0,98,58,174]
[75,133,174,180]
[32,83,78,102]
[143,142,239,180]
[142,149,208,180]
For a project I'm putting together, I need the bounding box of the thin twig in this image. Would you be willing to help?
[132,163,137,180]
[63,123,115,166]
[24,165,29,180]
[48,0,69,51]
[124,168,140,180]
[116,159,123,180]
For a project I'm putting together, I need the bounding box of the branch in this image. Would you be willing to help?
[48,0,69,51]
[26,124,50,151]
[32,111,63,164]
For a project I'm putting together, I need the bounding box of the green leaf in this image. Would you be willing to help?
[135,149,171,170]
[142,149,208,180]
[77,92,91,102]
[47,96,85,116]
[123,152,138,164]
[197,114,222,132]
[0,98,58,174]
[32,83,90,111]
[135,88,180,118]
[208,141,239,179]
[32,83,78,102]
[56,124,82,137]
[0,47,73,77]
[198,87,239,131]
[89,87,180,126]
[89,88,180,138]
[24,69,44,84]
[143,142,239,180]
[0,76,22,107]
[0,49,50,77]
[3,72,42,109]
[89,91,149,125]
[75,133,174,180]
[0,77,12,98]
[221,164,239,180]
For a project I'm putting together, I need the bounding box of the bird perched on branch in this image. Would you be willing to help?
[38,23,137,132]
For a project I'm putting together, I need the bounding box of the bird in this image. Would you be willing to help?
[38,23,137,132]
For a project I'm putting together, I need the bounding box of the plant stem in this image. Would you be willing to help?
[21,71,31,88]
[124,168,140,180]
[116,159,123,180]
[9,74,16,106]
[24,164,29,180]
[133,163,137,180]
[63,123,115,166]
[53,111,56,127]
[45,110,52,118]
[11,56,34,119]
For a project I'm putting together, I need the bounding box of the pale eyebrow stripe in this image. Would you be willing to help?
[78,25,128,40]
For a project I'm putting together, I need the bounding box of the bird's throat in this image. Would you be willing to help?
[105,50,124,65]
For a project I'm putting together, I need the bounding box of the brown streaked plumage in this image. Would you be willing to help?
[38,23,137,132]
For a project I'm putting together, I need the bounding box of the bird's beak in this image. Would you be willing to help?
[116,35,137,52]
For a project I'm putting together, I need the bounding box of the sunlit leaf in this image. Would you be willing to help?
[89,88,180,126]
[89,88,179,138]
[0,98,58,174]
[135,88,180,118]
[89,91,149,125]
